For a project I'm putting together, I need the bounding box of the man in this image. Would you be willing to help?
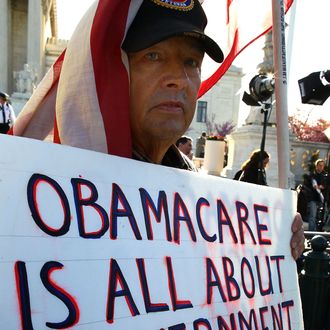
[305,159,327,231]
[176,136,194,160]
[12,0,304,259]
[121,0,222,168]
[0,92,16,134]
[195,131,207,158]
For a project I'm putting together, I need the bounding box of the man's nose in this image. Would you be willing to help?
[162,61,189,89]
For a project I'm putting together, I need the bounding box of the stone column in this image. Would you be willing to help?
[27,0,44,80]
[0,0,10,92]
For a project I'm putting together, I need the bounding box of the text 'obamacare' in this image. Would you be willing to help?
[27,173,272,245]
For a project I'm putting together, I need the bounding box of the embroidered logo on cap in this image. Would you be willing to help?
[151,0,194,11]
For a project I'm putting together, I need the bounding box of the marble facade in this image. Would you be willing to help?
[0,0,66,113]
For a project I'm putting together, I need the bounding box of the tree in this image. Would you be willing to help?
[205,113,236,137]
[288,113,329,143]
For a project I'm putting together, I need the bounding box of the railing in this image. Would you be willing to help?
[304,231,330,252]
[298,233,330,330]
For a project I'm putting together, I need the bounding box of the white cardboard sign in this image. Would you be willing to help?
[0,135,303,329]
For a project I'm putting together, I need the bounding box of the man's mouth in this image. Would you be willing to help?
[153,101,184,113]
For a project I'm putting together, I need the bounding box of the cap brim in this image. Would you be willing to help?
[182,31,224,63]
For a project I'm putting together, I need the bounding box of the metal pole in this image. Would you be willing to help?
[260,105,271,155]
[258,106,269,185]
[286,0,297,85]
[272,0,291,189]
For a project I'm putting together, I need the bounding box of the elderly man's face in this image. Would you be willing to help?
[128,36,203,151]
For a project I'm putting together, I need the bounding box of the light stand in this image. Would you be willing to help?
[242,74,275,185]
[258,101,272,184]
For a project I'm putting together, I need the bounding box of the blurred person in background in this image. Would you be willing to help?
[195,131,207,158]
[0,92,16,134]
[236,149,270,185]
[305,158,328,231]
[176,135,194,160]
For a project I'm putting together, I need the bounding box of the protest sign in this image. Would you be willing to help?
[0,135,303,329]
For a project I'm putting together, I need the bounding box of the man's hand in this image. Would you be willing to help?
[291,213,305,260]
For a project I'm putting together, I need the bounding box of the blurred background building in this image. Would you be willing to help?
[0,0,67,111]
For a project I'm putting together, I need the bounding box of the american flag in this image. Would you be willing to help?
[199,0,294,96]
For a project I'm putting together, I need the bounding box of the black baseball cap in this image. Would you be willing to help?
[122,0,224,63]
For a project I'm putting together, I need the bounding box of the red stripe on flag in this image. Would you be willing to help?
[90,0,132,158]
[199,26,273,97]
[52,51,66,144]
[200,0,294,97]
[52,51,66,83]
[53,114,60,144]
[226,0,233,24]
[199,30,239,97]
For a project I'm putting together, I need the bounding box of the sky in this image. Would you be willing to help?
[56,0,330,125]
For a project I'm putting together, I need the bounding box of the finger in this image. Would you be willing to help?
[291,213,303,232]
[291,228,305,260]
[290,227,305,248]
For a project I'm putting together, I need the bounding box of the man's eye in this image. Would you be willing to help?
[145,52,159,61]
[185,58,200,68]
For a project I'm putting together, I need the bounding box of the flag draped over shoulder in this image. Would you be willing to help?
[12,0,143,158]
[199,0,294,97]
[12,0,293,157]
